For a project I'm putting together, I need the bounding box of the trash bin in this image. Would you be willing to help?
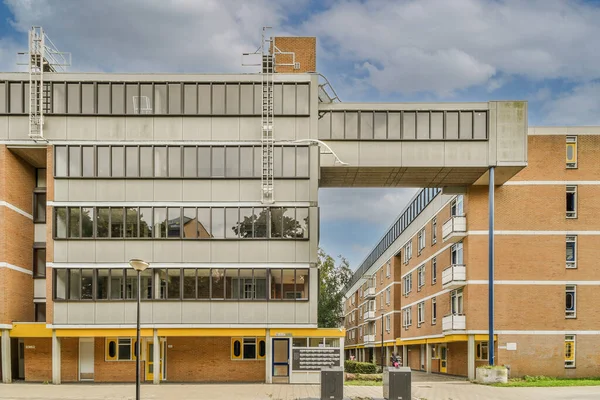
[383,366,411,400]
[320,366,343,400]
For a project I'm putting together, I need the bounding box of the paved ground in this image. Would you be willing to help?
[0,373,598,400]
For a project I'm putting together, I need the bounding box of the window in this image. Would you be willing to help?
[404,241,412,264]
[432,217,437,244]
[418,228,426,255]
[380,293,384,309]
[417,302,425,326]
[33,192,47,223]
[386,288,391,305]
[403,307,412,328]
[417,265,425,291]
[476,342,488,361]
[566,186,577,218]
[380,269,383,284]
[451,242,463,265]
[432,257,437,284]
[386,315,391,332]
[231,337,261,360]
[35,303,46,322]
[451,289,463,315]
[386,261,391,278]
[403,273,412,296]
[566,285,576,318]
[451,195,464,217]
[33,247,46,277]
[105,338,136,361]
[431,297,437,324]
[566,136,577,169]
[565,335,576,368]
[566,236,577,269]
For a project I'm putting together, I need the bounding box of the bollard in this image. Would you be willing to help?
[320,366,344,400]
[383,366,411,400]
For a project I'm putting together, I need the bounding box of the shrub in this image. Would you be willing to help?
[344,360,377,374]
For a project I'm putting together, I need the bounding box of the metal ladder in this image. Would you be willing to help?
[261,30,275,203]
[29,27,45,140]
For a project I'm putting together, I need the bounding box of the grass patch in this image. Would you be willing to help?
[345,379,383,386]
[492,375,600,387]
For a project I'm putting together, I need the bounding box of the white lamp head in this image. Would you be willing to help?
[129,259,149,272]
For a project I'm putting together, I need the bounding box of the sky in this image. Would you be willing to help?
[1,0,600,270]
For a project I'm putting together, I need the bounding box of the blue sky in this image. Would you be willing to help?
[2,0,600,269]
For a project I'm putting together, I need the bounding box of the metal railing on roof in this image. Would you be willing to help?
[344,187,442,293]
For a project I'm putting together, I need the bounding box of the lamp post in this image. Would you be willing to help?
[381,312,385,371]
[129,259,149,400]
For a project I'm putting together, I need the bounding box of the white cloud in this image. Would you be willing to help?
[301,0,600,96]
[319,188,418,224]
[3,0,301,73]
[542,82,600,126]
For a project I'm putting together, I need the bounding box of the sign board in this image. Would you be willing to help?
[275,332,292,337]
[506,342,517,351]
[25,345,35,349]
[292,348,340,371]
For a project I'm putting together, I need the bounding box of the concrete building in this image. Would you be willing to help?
[0,29,528,383]
[343,127,600,379]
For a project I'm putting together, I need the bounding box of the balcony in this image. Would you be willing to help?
[364,287,376,298]
[364,334,375,344]
[442,216,467,243]
[442,314,466,332]
[441,264,466,290]
[364,310,376,320]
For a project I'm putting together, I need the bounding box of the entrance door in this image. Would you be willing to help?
[440,345,447,373]
[272,338,289,383]
[79,338,94,381]
[145,340,164,381]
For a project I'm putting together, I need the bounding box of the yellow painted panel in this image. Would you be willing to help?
[158,328,266,337]
[56,329,153,338]
[474,334,497,342]
[269,328,345,337]
[397,339,427,345]
[10,323,52,338]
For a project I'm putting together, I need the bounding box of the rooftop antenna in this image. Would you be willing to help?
[17,26,71,141]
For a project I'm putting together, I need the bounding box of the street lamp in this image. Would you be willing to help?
[381,312,385,372]
[129,259,149,400]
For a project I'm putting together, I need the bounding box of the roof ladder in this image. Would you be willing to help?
[28,27,45,141]
[261,28,275,204]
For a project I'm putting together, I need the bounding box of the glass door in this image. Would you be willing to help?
[272,338,289,383]
[440,345,447,373]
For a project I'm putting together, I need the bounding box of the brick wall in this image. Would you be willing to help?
[24,338,52,382]
[167,337,265,382]
[61,338,78,382]
[447,341,467,376]
[272,37,316,73]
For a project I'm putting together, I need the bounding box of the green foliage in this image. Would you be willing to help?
[317,248,352,328]
[493,375,600,387]
[344,360,377,374]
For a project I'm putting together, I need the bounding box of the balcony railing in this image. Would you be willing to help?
[364,334,375,343]
[442,216,467,243]
[441,264,466,290]
[364,310,376,320]
[364,287,376,298]
[442,314,466,332]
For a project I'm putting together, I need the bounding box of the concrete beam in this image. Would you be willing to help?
[468,335,475,380]
[153,330,160,385]
[52,331,61,384]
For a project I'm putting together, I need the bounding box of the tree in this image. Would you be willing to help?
[318,248,353,328]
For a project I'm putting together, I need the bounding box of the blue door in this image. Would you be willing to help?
[272,338,289,382]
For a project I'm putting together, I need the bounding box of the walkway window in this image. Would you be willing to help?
[566,186,577,218]
[566,236,577,269]
[451,195,464,217]
[565,335,576,368]
[476,342,488,361]
[566,136,577,169]
[451,289,463,315]
[566,285,576,318]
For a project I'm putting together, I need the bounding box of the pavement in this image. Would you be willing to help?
[0,373,598,400]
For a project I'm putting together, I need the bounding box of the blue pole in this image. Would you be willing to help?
[488,167,495,366]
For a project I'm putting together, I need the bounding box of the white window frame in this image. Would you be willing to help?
[451,242,463,265]
[566,136,577,169]
[417,301,425,326]
[417,265,425,291]
[432,257,437,284]
[359,307,363,320]
[566,285,576,318]
[451,289,464,315]
[566,185,577,218]
[403,307,412,329]
[380,269,383,284]
[359,287,363,298]
[386,287,391,305]
[403,273,412,296]
[380,293,384,310]
[432,217,437,244]
[386,261,391,278]
[565,335,576,368]
[386,315,391,332]
[404,241,412,264]
[476,341,489,361]
[431,297,437,324]
[451,195,464,217]
[566,235,577,269]
[418,228,426,255]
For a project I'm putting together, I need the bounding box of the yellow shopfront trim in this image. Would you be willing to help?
[269,328,345,337]
[159,328,266,337]
[396,334,497,346]
[10,323,52,338]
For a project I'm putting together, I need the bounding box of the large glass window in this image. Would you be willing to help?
[183,269,196,299]
[33,248,46,277]
[110,269,124,300]
[225,269,239,299]
[97,146,110,177]
[140,147,153,177]
[225,208,239,239]
[197,269,210,299]
[270,269,282,300]
[167,207,181,238]
[198,147,211,177]
[97,269,109,300]
[211,208,225,239]
[167,269,181,299]
[111,146,125,177]
[212,147,225,177]
[254,269,267,299]
[154,146,167,177]
[198,208,211,238]
[69,269,81,300]
[55,146,68,177]
[33,192,47,223]
[68,208,81,238]
[69,146,81,177]
[82,146,94,177]
[183,147,196,177]
[212,269,225,299]
[183,208,198,238]
[168,146,181,177]
[225,147,239,177]
[139,207,153,238]
[154,208,167,238]
[126,147,139,177]
[126,208,139,238]
[240,147,253,177]
[111,208,124,238]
